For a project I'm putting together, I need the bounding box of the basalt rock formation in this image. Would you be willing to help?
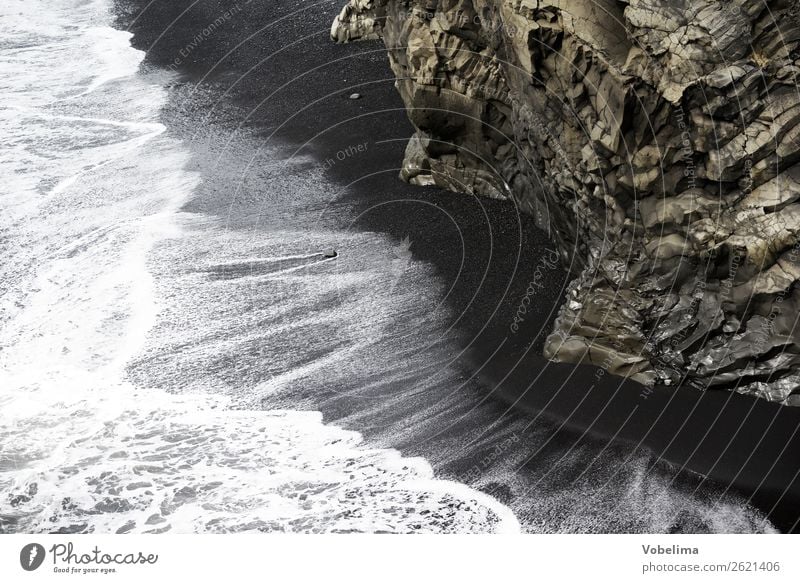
[332,0,800,406]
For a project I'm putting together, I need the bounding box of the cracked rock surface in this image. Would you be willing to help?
[333,0,800,406]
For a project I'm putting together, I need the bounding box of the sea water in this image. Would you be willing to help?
[0,0,519,534]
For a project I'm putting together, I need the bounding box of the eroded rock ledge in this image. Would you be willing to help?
[333,0,800,405]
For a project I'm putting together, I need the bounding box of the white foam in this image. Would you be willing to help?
[2,385,519,533]
[0,0,520,535]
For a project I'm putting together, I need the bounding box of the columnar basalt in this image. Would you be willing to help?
[333,0,800,405]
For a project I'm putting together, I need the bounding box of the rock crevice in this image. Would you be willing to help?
[333,0,800,405]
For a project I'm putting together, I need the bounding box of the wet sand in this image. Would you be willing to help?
[112,0,799,531]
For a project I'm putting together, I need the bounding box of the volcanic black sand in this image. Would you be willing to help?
[113,0,800,531]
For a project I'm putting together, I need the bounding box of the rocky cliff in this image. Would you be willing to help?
[332,0,800,405]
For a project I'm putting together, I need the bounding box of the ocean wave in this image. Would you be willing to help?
[0,0,519,535]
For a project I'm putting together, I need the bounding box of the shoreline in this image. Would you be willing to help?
[112,0,797,532]
[473,346,800,533]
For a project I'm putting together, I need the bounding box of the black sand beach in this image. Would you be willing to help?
[112,0,800,532]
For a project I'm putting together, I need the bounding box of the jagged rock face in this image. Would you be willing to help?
[333,0,800,406]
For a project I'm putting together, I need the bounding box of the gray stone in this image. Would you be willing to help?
[332,0,800,406]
